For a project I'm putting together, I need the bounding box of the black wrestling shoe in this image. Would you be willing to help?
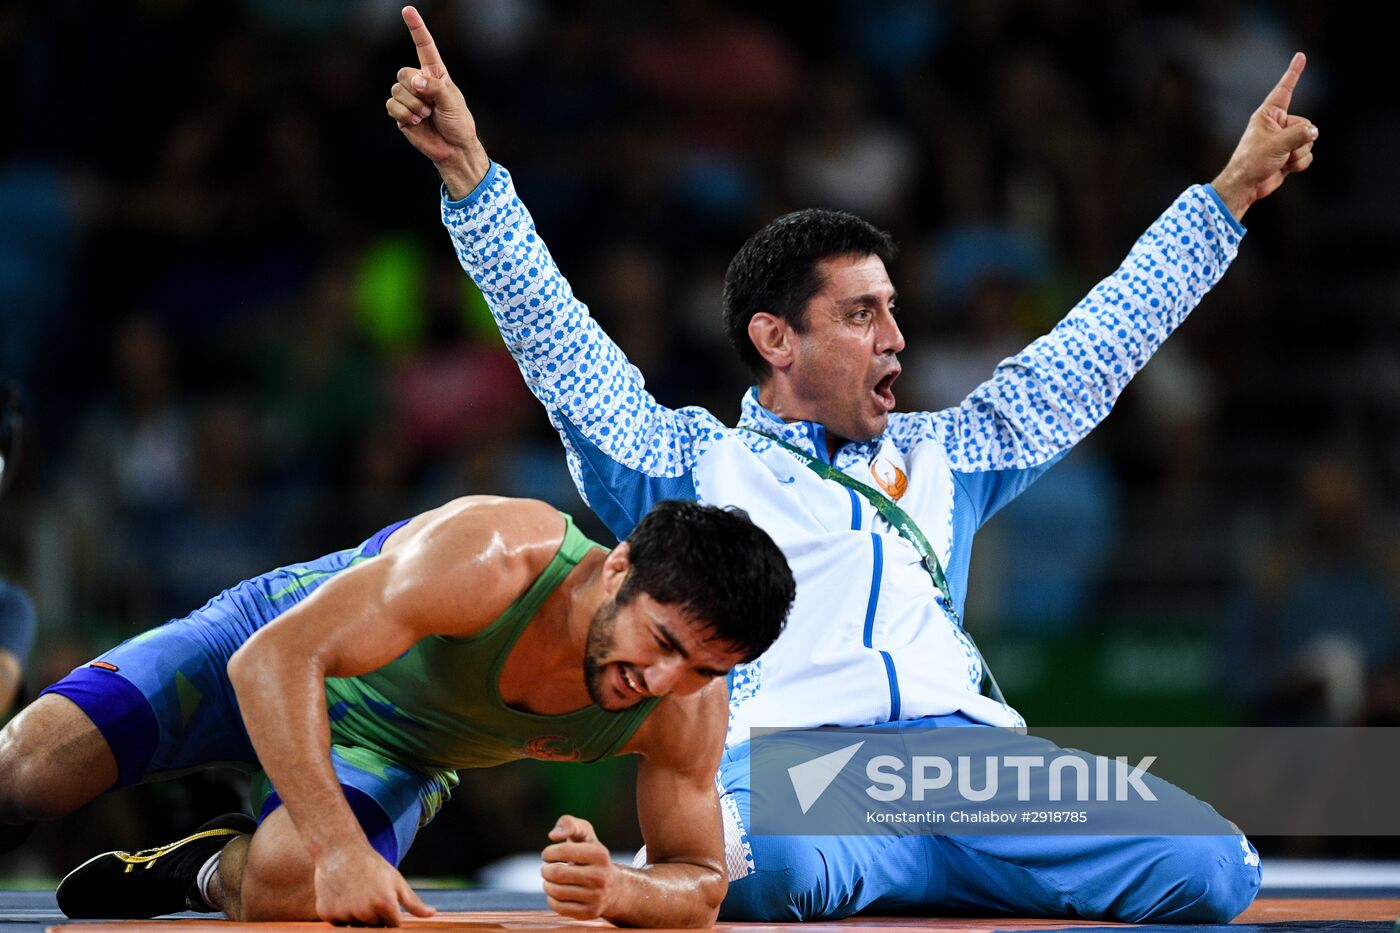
[56,812,257,919]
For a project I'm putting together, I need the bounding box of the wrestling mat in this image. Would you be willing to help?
[0,884,1392,933]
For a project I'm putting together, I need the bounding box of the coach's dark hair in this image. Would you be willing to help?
[618,500,794,662]
[722,209,896,379]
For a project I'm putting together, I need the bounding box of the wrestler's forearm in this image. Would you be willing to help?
[227,638,369,861]
[604,862,726,928]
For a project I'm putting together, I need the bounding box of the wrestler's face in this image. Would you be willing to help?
[783,254,904,445]
[583,592,744,711]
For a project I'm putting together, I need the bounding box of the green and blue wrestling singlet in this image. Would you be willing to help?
[41,513,655,865]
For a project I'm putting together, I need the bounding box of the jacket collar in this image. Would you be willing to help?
[737,386,882,466]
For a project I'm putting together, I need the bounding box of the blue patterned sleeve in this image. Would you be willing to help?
[887,185,1245,521]
[441,164,716,538]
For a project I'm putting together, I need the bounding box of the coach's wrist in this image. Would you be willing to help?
[1208,168,1254,223]
[436,146,490,201]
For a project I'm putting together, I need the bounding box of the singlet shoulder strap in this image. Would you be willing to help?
[443,511,599,645]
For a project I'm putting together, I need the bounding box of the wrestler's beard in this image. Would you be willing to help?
[582,597,620,708]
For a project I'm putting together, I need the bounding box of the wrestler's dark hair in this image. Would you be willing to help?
[722,209,896,379]
[618,500,794,663]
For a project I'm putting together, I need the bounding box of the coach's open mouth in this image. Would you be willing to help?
[873,369,900,412]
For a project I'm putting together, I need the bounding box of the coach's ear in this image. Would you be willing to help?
[748,312,796,372]
[601,542,632,598]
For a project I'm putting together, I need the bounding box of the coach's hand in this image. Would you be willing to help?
[540,815,618,921]
[313,843,435,927]
[389,5,491,200]
[1211,52,1318,221]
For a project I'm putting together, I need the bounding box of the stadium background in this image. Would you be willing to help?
[2,0,1398,880]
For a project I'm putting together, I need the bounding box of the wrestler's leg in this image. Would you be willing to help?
[0,693,118,826]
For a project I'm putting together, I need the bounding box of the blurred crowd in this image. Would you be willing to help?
[3,0,1400,873]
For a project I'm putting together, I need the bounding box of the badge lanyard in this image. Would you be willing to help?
[747,429,1006,705]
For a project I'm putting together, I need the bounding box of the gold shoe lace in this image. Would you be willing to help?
[113,828,247,873]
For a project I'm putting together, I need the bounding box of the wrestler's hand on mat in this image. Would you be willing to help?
[1211,52,1318,221]
[314,843,435,927]
[540,815,618,921]
[388,5,490,199]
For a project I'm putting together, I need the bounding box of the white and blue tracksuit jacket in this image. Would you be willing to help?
[443,162,1244,746]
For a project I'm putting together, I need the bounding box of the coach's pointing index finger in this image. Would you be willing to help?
[402,6,447,79]
[1264,52,1306,114]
